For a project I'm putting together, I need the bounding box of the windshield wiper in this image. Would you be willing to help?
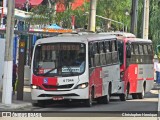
[41,67,58,76]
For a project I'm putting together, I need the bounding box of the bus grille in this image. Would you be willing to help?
[42,84,74,89]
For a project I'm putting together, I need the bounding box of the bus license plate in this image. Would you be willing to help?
[53,96,64,100]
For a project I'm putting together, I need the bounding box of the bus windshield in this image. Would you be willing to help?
[33,43,86,77]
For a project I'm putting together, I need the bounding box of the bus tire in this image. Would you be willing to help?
[132,93,138,99]
[102,84,111,104]
[119,94,126,101]
[137,87,145,99]
[85,88,94,107]
[120,84,129,101]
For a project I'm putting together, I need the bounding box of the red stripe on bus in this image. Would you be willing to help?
[137,78,144,81]
[32,75,58,90]
[89,67,102,98]
[146,78,154,80]
[137,78,154,81]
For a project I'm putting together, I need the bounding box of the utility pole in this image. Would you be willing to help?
[2,0,15,104]
[142,0,150,39]
[88,0,97,32]
[130,0,138,36]
[17,35,26,100]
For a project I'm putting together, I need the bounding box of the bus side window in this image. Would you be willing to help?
[148,44,153,63]
[112,40,118,63]
[143,44,148,55]
[134,44,139,55]
[148,44,152,55]
[94,42,100,66]
[126,43,131,58]
[100,41,106,65]
[143,44,148,64]
[105,40,112,65]
[131,44,134,55]
[105,41,110,53]
[139,44,143,55]
[89,42,94,68]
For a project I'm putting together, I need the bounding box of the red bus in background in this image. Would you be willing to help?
[99,32,154,100]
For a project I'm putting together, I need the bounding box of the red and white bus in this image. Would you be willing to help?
[30,33,124,107]
[100,32,154,100]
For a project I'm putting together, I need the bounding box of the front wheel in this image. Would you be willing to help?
[137,87,145,99]
[85,88,94,107]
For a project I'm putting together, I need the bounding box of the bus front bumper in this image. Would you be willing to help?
[31,87,89,100]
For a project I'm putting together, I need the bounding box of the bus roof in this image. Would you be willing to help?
[98,32,136,38]
[35,33,117,44]
[126,38,152,44]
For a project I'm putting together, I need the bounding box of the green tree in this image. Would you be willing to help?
[27,0,75,26]
[96,0,131,31]
[28,0,132,30]
[149,0,160,50]
[137,0,160,52]
[55,1,90,28]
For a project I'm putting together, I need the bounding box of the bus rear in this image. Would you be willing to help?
[119,37,154,99]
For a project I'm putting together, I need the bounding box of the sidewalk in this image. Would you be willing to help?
[0,86,32,111]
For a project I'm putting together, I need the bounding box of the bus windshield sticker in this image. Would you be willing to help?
[62,67,80,73]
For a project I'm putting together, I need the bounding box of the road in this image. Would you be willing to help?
[4,87,160,120]
[18,88,158,118]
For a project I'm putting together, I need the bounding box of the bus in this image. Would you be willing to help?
[30,33,125,107]
[99,32,154,100]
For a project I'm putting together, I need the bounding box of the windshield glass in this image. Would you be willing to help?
[33,43,86,77]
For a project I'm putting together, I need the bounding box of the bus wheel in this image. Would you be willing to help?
[119,94,126,101]
[120,86,129,101]
[132,93,138,99]
[137,87,145,99]
[102,85,111,104]
[85,88,94,107]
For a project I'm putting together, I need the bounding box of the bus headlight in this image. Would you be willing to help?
[75,83,88,89]
[31,85,42,89]
[31,85,38,89]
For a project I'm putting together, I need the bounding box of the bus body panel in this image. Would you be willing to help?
[145,80,154,92]
[89,64,121,98]
[123,64,138,93]
[136,64,154,93]
[110,64,121,93]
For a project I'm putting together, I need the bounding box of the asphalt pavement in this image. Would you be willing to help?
[0,83,159,111]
